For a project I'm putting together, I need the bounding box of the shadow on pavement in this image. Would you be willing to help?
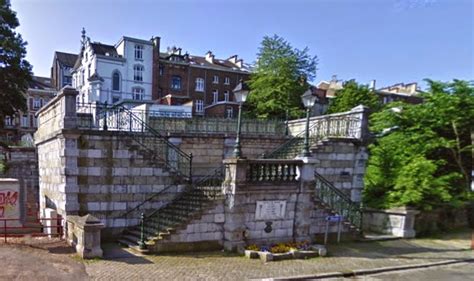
[101,243,153,264]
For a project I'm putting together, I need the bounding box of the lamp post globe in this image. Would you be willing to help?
[301,89,317,157]
[232,80,250,158]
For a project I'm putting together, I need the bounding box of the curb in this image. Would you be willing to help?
[260,258,474,280]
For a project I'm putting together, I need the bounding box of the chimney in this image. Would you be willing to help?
[205,51,214,64]
[152,36,161,53]
[228,55,238,64]
[369,79,376,90]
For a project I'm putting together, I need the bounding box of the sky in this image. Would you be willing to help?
[11,0,474,89]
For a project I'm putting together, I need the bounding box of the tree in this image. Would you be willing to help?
[327,80,381,113]
[363,80,474,211]
[0,0,32,118]
[246,35,317,119]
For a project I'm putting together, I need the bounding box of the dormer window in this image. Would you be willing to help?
[213,75,219,84]
[134,44,144,60]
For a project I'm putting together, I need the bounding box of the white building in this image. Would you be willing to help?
[72,31,153,106]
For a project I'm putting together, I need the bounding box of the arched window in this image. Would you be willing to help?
[134,65,144,82]
[112,71,121,91]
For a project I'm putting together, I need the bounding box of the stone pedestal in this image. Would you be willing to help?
[67,214,104,259]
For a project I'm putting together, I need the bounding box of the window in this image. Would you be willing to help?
[133,65,144,81]
[224,77,230,85]
[33,97,41,109]
[81,70,85,85]
[159,65,164,76]
[132,88,144,100]
[213,75,219,84]
[171,76,181,90]
[21,115,28,128]
[195,100,204,113]
[33,116,38,128]
[224,91,229,102]
[212,90,218,104]
[88,64,91,78]
[63,76,72,87]
[134,44,144,60]
[195,78,204,92]
[4,116,12,126]
[226,108,233,119]
[112,71,121,91]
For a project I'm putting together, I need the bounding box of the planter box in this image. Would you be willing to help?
[244,250,259,259]
[291,250,319,259]
[245,245,326,262]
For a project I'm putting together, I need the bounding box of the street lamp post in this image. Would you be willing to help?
[232,80,250,158]
[301,89,317,157]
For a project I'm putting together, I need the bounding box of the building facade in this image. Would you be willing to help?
[0,76,56,144]
[152,38,251,118]
[72,31,153,106]
[51,51,78,90]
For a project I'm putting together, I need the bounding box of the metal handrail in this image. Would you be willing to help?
[314,171,362,230]
[77,102,192,180]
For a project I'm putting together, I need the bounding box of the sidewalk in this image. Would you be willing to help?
[85,230,473,280]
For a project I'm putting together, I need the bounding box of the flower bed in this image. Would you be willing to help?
[244,242,327,262]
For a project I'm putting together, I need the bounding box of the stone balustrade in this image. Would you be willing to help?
[287,105,370,141]
[245,159,301,183]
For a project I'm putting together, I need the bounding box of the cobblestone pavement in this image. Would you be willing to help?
[0,238,89,281]
[85,231,473,280]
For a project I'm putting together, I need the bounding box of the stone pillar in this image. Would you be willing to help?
[222,158,248,252]
[294,157,319,242]
[62,87,79,130]
[66,214,104,259]
[393,207,419,238]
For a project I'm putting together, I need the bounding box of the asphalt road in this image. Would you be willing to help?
[329,262,474,281]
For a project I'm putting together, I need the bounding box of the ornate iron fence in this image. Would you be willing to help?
[314,171,362,230]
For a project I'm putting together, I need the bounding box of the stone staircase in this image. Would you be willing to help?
[117,168,224,252]
[117,109,366,252]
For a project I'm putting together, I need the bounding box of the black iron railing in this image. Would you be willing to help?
[314,171,362,230]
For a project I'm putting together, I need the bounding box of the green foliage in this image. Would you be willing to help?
[327,80,381,113]
[246,35,317,119]
[364,79,474,211]
[0,0,32,118]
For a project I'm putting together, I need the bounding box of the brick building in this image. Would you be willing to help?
[152,37,251,118]
[0,76,56,144]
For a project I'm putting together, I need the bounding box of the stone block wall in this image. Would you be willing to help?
[174,134,286,177]
[313,139,368,202]
[76,132,186,232]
